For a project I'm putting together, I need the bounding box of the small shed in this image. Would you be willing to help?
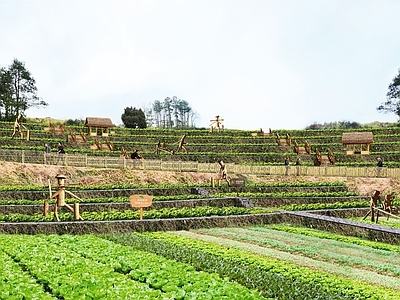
[85,117,114,136]
[342,132,373,155]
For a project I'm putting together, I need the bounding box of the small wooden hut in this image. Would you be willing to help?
[85,117,114,137]
[342,132,373,155]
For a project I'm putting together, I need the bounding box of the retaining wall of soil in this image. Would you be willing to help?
[0,213,284,235]
[1,209,399,246]
[0,198,239,215]
[286,210,400,245]
[0,185,349,200]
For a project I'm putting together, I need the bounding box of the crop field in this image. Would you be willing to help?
[2,121,400,299]
[0,234,266,300]
[2,179,399,299]
[104,225,400,300]
[3,120,400,166]
[1,224,400,300]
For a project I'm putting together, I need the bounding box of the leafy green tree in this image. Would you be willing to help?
[377,69,400,118]
[121,106,147,128]
[65,118,85,126]
[0,59,47,121]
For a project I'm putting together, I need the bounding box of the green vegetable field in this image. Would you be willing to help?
[1,122,400,299]
[2,225,400,299]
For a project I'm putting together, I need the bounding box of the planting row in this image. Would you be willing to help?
[105,229,400,300]
[0,180,348,191]
[0,234,265,299]
[0,192,362,207]
[0,182,352,201]
[3,144,400,166]
[0,200,380,222]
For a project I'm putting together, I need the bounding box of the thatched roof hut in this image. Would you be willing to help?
[85,117,114,136]
[85,117,114,128]
[342,132,373,155]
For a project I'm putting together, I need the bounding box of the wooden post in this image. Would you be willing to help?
[363,190,380,221]
[48,179,52,197]
[43,201,49,217]
[139,207,144,220]
[74,203,80,220]
[371,204,375,222]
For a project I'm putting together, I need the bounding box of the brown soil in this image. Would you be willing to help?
[0,161,398,197]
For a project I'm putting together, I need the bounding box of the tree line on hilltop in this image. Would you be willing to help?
[121,96,197,129]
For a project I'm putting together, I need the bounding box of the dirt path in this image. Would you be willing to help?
[0,161,398,197]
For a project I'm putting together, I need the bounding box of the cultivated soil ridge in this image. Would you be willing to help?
[0,161,398,197]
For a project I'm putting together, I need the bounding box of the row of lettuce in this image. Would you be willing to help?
[2,143,400,165]
[0,200,389,223]
[0,191,359,205]
[0,181,348,191]
[1,123,400,143]
[0,234,267,300]
[103,231,400,300]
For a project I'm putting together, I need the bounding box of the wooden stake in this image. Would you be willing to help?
[43,201,49,217]
[73,203,79,220]
[139,207,144,220]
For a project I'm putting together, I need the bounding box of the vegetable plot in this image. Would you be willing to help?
[187,227,400,285]
[107,230,400,300]
[0,234,266,300]
[0,206,269,222]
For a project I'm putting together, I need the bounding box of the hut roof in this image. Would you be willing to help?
[342,132,373,144]
[85,117,114,128]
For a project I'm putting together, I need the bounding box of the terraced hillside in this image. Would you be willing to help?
[0,177,395,235]
[2,120,400,167]
[1,121,400,299]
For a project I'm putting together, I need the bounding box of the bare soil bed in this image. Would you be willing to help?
[0,161,399,197]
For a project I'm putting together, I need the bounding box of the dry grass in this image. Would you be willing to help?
[0,161,399,197]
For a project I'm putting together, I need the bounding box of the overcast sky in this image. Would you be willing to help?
[1,0,400,130]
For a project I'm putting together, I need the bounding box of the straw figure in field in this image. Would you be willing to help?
[176,134,188,154]
[217,160,229,186]
[11,114,27,139]
[156,141,175,155]
[209,115,224,132]
[49,174,83,222]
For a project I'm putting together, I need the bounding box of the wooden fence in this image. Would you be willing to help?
[0,149,397,179]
